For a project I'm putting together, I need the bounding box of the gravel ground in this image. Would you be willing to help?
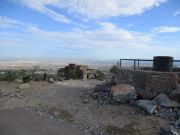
[0,108,85,135]
[0,80,169,135]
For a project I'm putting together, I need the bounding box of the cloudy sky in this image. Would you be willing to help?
[0,0,180,60]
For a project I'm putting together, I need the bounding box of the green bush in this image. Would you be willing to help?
[96,70,106,81]
[31,65,40,81]
[18,69,27,77]
[110,65,118,75]
[23,75,31,83]
[32,74,43,81]
[4,71,17,81]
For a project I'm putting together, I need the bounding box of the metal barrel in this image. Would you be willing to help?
[153,56,174,72]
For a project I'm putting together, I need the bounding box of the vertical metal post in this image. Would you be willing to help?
[120,59,121,67]
[138,60,140,67]
[134,60,136,70]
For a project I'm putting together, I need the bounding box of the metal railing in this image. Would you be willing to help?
[118,59,180,70]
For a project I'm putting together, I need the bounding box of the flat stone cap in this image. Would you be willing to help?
[111,84,135,94]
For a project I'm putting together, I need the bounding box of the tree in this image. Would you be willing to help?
[96,70,106,81]
[110,65,118,75]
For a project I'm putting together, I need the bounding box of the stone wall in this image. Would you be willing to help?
[116,68,180,99]
[177,73,180,84]
[57,64,97,80]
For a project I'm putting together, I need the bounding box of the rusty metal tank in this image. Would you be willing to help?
[153,56,174,72]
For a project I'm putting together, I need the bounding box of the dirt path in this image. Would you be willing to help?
[0,80,169,135]
[0,108,85,135]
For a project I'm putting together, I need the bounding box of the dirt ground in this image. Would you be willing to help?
[0,108,85,135]
[0,80,169,135]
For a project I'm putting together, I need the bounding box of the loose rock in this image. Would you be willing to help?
[18,83,30,90]
[159,126,180,135]
[153,93,180,108]
[175,118,180,129]
[82,99,90,104]
[94,82,113,93]
[136,100,157,114]
[48,78,55,83]
[111,84,137,103]
[170,86,180,103]
[15,79,23,84]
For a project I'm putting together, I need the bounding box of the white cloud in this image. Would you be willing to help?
[13,0,71,23]
[153,26,180,33]
[0,16,37,29]
[14,0,166,21]
[127,23,134,27]
[57,0,166,19]
[173,9,180,17]
[25,22,174,54]
[0,16,177,58]
[0,16,24,28]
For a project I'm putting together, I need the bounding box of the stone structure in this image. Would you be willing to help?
[117,56,180,99]
[57,64,96,80]
[116,68,180,99]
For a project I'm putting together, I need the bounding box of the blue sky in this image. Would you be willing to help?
[0,0,180,60]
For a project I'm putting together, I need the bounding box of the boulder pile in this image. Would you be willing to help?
[93,82,180,134]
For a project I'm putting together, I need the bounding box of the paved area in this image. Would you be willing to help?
[0,108,84,135]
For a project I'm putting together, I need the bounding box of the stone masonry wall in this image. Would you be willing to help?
[116,68,179,99]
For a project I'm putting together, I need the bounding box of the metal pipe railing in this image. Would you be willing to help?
[119,59,180,70]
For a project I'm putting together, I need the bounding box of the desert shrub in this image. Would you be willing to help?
[96,70,106,81]
[4,70,17,81]
[0,71,6,81]
[31,65,40,81]
[17,69,31,82]
[47,74,57,81]
[33,74,43,81]
[0,75,4,81]
[18,69,27,76]
[110,65,118,75]
[23,75,31,83]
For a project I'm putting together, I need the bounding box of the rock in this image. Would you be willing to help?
[178,110,180,117]
[170,87,180,103]
[155,106,177,120]
[94,82,113,93]
[159,126,180,135]
[82,99,90,104]
[136,87,158,100]
[136,100,157,114]
[18,83,30,90]
[15,79,23,84]
[153,93,180,108]
[111,84,137,103]
[175,118,180,129]
[48,78,54,83]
